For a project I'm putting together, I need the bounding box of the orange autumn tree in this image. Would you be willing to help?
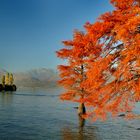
[57,0,140,121]
[81,0,140,121]
[56,30,102,116]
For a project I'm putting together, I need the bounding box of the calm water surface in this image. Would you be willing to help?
[0,88,140,140]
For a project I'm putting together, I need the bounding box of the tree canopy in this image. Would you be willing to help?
[57,0,140,121]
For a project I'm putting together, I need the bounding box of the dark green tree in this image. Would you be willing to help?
[5,73,9,85]
[9,73,14,86]
[1,75,5,87]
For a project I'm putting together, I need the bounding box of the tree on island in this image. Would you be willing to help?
[57,0,140,121]
[0,73,16,91]
[9,73,14,86]
[1,75,5,87]
[5,73,10,85]
[4,73,14,86]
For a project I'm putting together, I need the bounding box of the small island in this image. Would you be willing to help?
[0,73,17,92]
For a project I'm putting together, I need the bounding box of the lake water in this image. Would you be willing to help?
[0,88,140,140]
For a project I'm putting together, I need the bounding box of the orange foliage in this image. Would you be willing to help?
[56,30,102,102]
[56,0,140,121]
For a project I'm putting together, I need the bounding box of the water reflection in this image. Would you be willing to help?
[78,115,85,128]
[0,91,14,105]
[0,90,139,139]
[62,116,98,140]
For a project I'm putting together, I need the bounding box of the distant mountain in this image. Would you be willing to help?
[14,68,59,89]
[0,68,59,89]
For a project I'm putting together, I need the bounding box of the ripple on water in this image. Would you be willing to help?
[0,89,140,140]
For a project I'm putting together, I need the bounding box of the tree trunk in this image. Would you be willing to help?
[78,103,86,116]
[78,115,85,128]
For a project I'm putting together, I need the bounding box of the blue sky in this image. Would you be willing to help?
[0,0,113,72]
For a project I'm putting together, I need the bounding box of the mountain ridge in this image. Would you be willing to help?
[0,68,59,89]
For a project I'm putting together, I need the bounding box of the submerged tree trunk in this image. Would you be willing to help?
[78,115,85,128]
[78,103,86,116]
